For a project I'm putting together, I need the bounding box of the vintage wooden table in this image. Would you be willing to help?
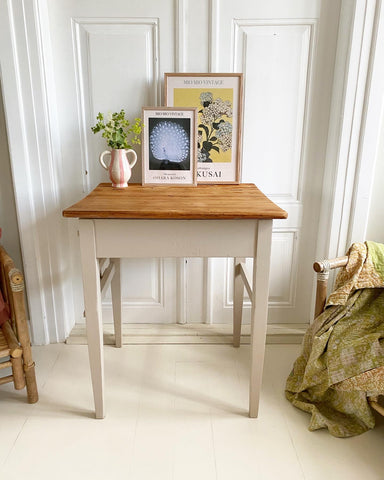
[63,183,287,419]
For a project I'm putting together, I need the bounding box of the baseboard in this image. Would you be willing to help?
[66,323,307,345]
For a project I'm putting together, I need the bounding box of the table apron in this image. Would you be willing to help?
[88,219,260,258]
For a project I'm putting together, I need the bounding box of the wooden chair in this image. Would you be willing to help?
[313,256,384,417]
[0,245,38,403]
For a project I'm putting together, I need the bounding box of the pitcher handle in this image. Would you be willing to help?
[99,150,111,170]
[126,149,137,169]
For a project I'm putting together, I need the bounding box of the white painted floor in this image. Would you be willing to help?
[0,343,383,480]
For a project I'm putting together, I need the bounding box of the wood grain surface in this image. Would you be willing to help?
[62,183,287,220]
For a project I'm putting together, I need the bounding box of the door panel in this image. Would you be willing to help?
[72,17,160,189]
[237,22,312,200]
[103,259,177,323]
[46,1,176,324]
[186,0,341,325]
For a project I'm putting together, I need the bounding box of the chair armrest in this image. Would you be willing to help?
[313,256,348,273]
[313,256,348,319]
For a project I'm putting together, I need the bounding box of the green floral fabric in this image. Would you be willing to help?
[367,241,384,283]
[285,242,384,437]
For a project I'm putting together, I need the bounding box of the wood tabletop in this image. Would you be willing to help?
[62,183,287,220]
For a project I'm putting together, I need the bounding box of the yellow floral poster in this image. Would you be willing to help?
[165,74,243,183]
[173,88,233,163]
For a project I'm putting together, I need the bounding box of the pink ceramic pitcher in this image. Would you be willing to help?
[99,148,137,188]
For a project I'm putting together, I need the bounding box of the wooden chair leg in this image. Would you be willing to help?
[11,356,25,390]
[24,361,38,403]
[2,320,25,390]
[9,292,38,401]
[314,272,329,319]
[0,246,39,403]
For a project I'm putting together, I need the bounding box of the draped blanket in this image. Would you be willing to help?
[285,242,384,437]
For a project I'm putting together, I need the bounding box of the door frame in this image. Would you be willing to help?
[0,0,75,344]
[1,0,383,344]
[316,0,384,259]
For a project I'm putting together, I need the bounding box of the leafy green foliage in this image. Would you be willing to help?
[91,110,143,149]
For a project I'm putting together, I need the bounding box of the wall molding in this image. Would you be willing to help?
[232,19,316,202]
[67,322,307,345]
[103,258,165,307]
[176,0,212,72]
[0,0,76,344]
[175,0,186,72]
[317,0,382,259]
[209,0,219,72]
[176,258,187,323]
[223,230,299,310]
[71,17,159,192]
[348,0,384,243]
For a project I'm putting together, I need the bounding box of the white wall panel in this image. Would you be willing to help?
[72,18,159,189]
[177,0,210,72]
[234,21,313,200]
[185,258,206,323]
[209,230,298,324]
[119,258,163,305]
[210,0,320,72]
[70,16,180,324]
[102,258,178,324]
[268,231,298,305]
[45,1,176,334]
[203,17,315,324]
[200,2,342,326]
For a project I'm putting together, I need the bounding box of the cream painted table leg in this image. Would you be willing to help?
[249,220,273,418]
[233,258,245,348]
[111,258,122,348]
[79,220,105,419]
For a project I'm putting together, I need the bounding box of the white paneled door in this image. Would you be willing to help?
[206,1,342,325]
[2,0,345,341]
[46,1,178,325]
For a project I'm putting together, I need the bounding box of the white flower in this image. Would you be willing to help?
[216,121,232,151]
[200,98,233,126]
[217,121,232,136]
[198,150,209,162]
[200,92,213,105]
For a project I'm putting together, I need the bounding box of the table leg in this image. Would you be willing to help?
[79,220,105,419]
[233,258,245,347]
[249,220,273,418]
[111,258,122,348]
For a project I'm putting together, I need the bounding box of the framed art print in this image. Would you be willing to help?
[142,107,197,186]
[164,73,243,184]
